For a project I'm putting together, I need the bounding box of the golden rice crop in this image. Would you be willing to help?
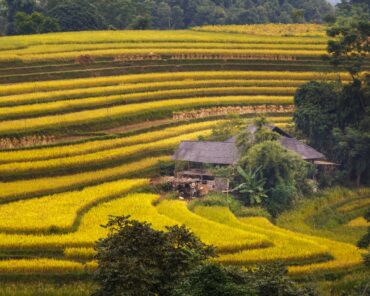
[194,206,365,274]
[0,120,221,163]
[193,24,326,37]
[0,96,292,134]
[64,247,96,260]
[0,193,175,250]
[0,87,297,120]
[194,206,329,265]
[1,41,326,56]
[0,30,328,52]
[0,71,349,96]
[0,156,170,202]
[0,179,148,232]
[156,200,270,253]
[346,217,370,227]
[287,240,365,275]
[0,130,211,177]
[0,117,291,164]
[0,259,92,274]
[0,79,307,106]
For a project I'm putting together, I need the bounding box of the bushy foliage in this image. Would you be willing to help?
[95,216,318,296]
[294,10,369,186]
[239,141,311,216]
[294,79,369,186]
[5,0,35,34]
[14,11,59,34]
[294,81,340,153]
[3,0,333,34]
[174,263,318,296]
[357,210,370,249]
[244,141,310,191]
[232,166,268,206]
[209,115,244,142]
[172,263,254,296]
[189,193,271,219]
[48,0,105,31]
[188,193,243,215]
[94,216,215,296]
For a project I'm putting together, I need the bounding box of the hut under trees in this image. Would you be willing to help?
[172,125,335,198]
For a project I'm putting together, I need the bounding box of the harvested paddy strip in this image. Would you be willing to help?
[0,87,297,120]
[0,156,170,203]
[0,179,148,234]
[0,71,348,96]
[0,48,326,63]
[156,200,270,253]
[1,60,346,85]
[0,96,292,135]
[0,130,211,179]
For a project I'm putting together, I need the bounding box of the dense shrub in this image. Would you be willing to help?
[94,216,215,296]
[15,12,59,34]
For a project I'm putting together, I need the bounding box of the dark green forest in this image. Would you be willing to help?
[0,0,336,35]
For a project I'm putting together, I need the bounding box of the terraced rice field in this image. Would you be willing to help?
[0,25,368,289]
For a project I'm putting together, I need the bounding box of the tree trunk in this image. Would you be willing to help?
[356,172,361,187]
[6,0,16,35]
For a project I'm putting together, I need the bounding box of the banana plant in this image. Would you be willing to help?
[232,166,268,205]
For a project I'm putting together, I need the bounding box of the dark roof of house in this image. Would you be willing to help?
[173,125,326,165]
[277,137,325,160]
[172,141,240,165]
[232,124,325,160]
[246,124,292,138]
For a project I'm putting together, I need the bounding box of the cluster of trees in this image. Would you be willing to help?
[208,116,313,217]
[234,119,313,217]
[93,215,317,296]
[294,3,369,186]
[0,0,335,35]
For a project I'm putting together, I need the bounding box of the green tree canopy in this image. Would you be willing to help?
[239,141,311,216]
[5,0,35,34]
[48,0,105,32]
[3,0,335,34]
[293,81,341,153]
[93,215,215,296]
[14,11,59,34]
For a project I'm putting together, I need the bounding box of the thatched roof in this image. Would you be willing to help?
[173,141,240,165]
